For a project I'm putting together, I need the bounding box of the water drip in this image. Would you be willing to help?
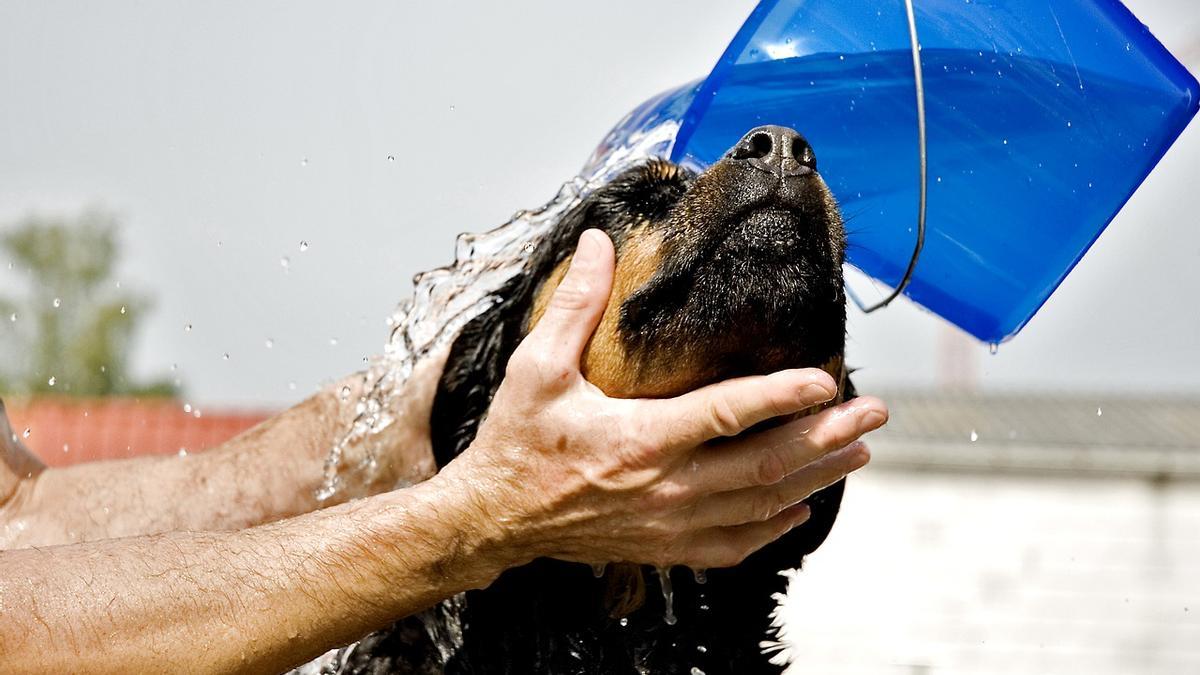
[657,566,677,626]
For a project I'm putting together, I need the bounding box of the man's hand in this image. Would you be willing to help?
[437,229,887,571]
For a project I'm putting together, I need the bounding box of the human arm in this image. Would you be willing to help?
[0,230,886,673]
[0,351,445,549]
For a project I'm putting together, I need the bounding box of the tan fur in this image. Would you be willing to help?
[528,230,849,618]
[528,224,667,398]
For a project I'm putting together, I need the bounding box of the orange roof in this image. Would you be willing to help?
[3,397,274,467]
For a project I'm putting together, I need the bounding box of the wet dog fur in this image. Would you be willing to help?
[338,126,855,674]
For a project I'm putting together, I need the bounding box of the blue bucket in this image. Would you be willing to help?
[587,0,1198,343]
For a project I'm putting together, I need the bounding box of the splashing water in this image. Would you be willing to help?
[292,118,680,675]
[312,119,679,503]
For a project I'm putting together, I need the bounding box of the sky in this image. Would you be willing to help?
[1,0,1198,408]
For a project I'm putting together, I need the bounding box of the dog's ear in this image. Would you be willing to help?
[430,160,695,468]
[429,198,600,468]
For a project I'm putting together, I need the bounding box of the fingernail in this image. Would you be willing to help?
[788,503,812,527]
[572,230,601,268]
[803,381,836,403]
[862,408,887,429]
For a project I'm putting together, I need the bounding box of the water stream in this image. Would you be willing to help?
[293,117,679,675]
[314,119,679,503]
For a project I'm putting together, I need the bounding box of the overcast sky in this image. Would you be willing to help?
[1,0,1197,408]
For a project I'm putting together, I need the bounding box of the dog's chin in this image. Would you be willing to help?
[714,207,811,264]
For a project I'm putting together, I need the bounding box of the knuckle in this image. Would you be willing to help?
[809,420,852,452]
[755,449,788,486]
[751,491,785,522]
[550,278,591,312]
[643,483,684,512]
[707,394,744,437]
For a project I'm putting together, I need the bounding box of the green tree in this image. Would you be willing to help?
[0,208,177,397]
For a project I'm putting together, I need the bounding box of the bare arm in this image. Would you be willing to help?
[0,230,886,674]
[0,473,509,674]
[0,351,445,549]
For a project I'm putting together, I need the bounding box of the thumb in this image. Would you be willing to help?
[519,229,615,373]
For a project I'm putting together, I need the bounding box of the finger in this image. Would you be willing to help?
[642,368,839,455]
[512,229,616,376]
[683,396,887,493]
[687,503,813,569]
[686,442,870,529]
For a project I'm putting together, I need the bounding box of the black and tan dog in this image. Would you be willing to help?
[338,125,855,674]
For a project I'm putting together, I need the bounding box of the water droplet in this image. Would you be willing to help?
[448,104,456,112]
[299,240,309,252]
[989,343,998,355]
[657,566,677,625]
[47,376,56,387]
[62,443,70,453]
[8,313,15,322]
[300,157,308,167]
[178,448,188,458]
[216,240,223,248]
[521,241,536,254]
[170,363,177,371]
[691,668,706,675]
[184,323,193,333]
[222,352,230,361]
[1066,121,1072,128]
[183,403,193,413]
[387,155,395,162]
[619,617,629,627]
[280,256,290,270]
[288,381,297,391]
[265,338,274,349]
[53,297,62,308]
[1096,407,1103,417]
[693,568,707,585]
[838,54,845,61]
[22,428,31,438]
[936,176,943,183]
[697,645,707,653]
[970,429,979,442]
[1125,42,1132,52]
[1002,138,1008,145]
[120,305,126,315]
[340,385,351,401]
[591,563,607,578]
[329,337,339,346]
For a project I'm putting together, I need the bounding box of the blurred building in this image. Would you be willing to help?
[3,397,271,466]
[780,392,1200,674]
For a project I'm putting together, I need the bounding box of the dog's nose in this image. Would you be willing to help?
[727,125,816,178]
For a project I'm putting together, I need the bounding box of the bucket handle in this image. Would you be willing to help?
[861,0,928,313]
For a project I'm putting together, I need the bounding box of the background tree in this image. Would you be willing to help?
[0,208,177,397]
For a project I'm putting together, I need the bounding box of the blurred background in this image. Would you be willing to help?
[1,1,1197,672]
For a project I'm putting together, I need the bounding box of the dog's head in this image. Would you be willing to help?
[525,124,847,399]
[431,125,849,588]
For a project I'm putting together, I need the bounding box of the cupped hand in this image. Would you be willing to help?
[436,229,887,571]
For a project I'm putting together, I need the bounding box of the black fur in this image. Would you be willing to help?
[339,127,853,674]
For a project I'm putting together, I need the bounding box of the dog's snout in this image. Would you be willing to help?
[728,125,816,178]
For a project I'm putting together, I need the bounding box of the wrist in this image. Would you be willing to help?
[380,470,521,592]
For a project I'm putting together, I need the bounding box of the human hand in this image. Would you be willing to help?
[435,229,887,571]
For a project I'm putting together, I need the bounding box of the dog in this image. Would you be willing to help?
[335,125,854,674]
